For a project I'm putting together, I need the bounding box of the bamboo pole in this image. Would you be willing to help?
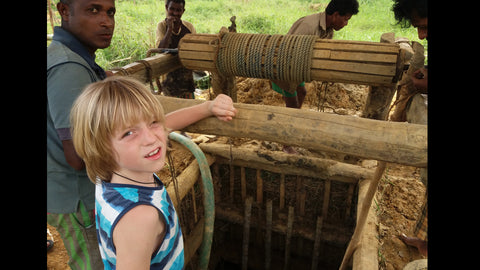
[339,161,386,270]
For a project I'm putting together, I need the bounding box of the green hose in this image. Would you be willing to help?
[168,132,214,270]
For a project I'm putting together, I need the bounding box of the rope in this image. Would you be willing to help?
[215,33,317,82]
[135,59,156,94]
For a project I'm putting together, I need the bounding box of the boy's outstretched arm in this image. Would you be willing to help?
[165,94,237,131]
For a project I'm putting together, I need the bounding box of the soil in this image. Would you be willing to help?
[47,77,426,269]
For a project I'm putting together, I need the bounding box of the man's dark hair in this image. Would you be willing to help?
[325,0,359,16]
[166,0,186,7]
[392,0,427,28]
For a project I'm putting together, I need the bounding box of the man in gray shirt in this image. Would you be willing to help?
[47,0,115,268]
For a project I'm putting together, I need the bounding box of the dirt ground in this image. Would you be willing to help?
[47,77,426,269]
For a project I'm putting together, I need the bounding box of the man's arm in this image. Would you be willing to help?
[156,20,172,48]
[62,139,85,171]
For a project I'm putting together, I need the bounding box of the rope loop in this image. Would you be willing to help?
[215,33,317,82]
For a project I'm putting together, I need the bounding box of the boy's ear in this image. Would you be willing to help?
[57,2,70,22]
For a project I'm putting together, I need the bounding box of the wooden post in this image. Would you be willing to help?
[362,32,401,120]
[241,167,246,202]
[211,17,238,101]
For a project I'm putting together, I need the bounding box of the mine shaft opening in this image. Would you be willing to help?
[177,152,359,270]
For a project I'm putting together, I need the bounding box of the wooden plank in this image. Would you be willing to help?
[310,69,393,85]
[312,49,398,64]
[314,40,399,54]
[311,59,396,76]
[180,33,220,44]
[179,42,216,52]
[158,96,427,167]
[178,59,216,71]
[179,50,215,61]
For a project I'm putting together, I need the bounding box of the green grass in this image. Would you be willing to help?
[47,0,427,70]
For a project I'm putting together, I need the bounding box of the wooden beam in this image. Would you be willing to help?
[111,53,182,83]
[199,142,373,183]
[158,96,427,167]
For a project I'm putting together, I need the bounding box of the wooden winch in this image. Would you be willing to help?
[178,33,404,86]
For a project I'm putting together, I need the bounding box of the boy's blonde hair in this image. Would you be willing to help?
[70,76,166,183]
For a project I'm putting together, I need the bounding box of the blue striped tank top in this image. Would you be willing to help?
[95,174,184,269]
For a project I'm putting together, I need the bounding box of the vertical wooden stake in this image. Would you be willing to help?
[321,180,331,219]
[191,187,198,224]
[241,166,246,202]
[345,183,355,218]
[311,216,323,270]
[213,163,220,203]
[256,169,263,204]
[265,200,273,270]
[280,174,285,210]
[284,206,294,270]
[229,164,235,202]
[242,197,253,270]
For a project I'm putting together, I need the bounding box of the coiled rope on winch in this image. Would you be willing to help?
[215,33,317,82]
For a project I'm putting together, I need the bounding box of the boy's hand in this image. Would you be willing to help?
[208,94,238,122]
